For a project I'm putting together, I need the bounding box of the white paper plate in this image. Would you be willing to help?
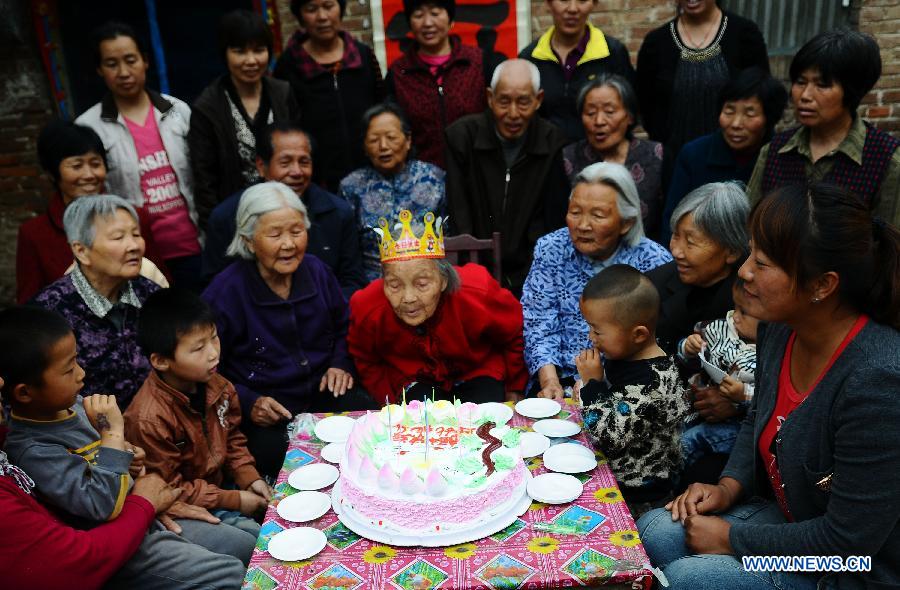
[320,442,345,464]
[519,431,551,458]
[478,402,513,425]
[527,472,583,504]
[267,526,327,561]
[288,463,340,490]
[276,491,331,522]
[532,418,581,438]
[314,415,356,443]
[700,346,728,384]
[515,398,561,419]
[542,443,597,474]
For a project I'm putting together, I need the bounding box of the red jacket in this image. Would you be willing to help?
[16,193,169,303]
[124,371,260,511]
[387,37,488,169]
[0,477,154,590]
[348,263,528,402]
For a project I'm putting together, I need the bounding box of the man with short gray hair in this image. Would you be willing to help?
[445,59,569,296]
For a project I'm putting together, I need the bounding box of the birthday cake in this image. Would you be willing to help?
[332,400,531,546]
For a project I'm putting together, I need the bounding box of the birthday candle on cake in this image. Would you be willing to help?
[424,397,429,461]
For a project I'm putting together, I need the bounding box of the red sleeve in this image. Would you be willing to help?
[0,480,154,590]
[472,266,528,391]
[348,285,401,404]
[16,224,44,304]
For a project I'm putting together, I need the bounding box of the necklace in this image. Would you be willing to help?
[670,15,727,62]
[678,9,721,49]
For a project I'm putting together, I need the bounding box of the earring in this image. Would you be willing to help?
[812,296,820,303]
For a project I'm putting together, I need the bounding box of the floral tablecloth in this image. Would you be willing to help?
[243,401,654,590]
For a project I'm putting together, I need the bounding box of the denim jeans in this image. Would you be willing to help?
[681,418,742,468]
[637,501,822,590]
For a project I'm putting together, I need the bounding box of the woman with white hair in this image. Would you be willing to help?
[522,162,672,401]
[31,194,161,408]
[648,181,750,355]
[202,181,375,479]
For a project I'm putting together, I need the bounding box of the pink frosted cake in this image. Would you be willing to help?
[332,400,530,546]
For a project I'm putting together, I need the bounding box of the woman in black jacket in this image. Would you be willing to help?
[636,0,769,178]
[639,184,900,590]
[274,0,385,191]
[189,10,300,228]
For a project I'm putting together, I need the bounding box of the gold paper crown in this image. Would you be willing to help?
[374,210,445,263]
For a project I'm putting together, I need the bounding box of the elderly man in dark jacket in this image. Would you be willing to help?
[445,58,569,296]
[201,122,366,297]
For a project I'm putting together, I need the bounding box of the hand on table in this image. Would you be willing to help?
[159,501,222,535]
[536,381,565,402]
[694,387,739,423]
[575,348,603,384]
[684,515,733,554]
[320,368,353,397]
[251,396,292,427]
[504,390,524,403]
[247,478,273,502]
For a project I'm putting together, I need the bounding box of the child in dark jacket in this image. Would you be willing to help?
[575,265,689,514]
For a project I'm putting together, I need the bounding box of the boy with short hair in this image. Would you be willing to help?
[125,288,270,541]
[0,306,247,589]
[575,265,690,513]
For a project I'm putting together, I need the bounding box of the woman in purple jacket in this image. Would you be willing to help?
[202,181,376,479]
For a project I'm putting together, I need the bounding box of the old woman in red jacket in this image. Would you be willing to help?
[348,210,527,404]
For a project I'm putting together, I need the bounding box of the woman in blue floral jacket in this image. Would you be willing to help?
[521,162,671,400]
[339,103,446,282]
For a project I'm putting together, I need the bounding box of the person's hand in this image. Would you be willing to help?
[250,396,292,427]
[505,391,524,403]
[684,515,733,554]
[131,473,178,514]
[247,479,273,501]
[159,501,221,535]
[125,442,147,478]
[719,375,746,403]
[537,381,565,401]
[83,394,125,448]
[683,333,705,357]
[694,387,740,423]
[575,349,604,384]
[666,481,735,522]
[573,379,583,405]
[238,490,269,516]
[320,368,353,397]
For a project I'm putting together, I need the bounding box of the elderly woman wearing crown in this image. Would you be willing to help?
[348,210,528,404]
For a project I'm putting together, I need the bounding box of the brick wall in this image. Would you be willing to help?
[858,0,900,133]
[0,0,55,306]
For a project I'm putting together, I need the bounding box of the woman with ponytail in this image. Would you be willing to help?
[638,182,900,590]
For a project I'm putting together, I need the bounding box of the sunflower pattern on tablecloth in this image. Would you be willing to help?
[242,405,654,590]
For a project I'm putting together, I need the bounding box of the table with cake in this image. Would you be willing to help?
[242,397,654,590]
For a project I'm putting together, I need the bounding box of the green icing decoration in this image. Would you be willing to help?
[369,429,387,444]
[501,428,521,448]
[492,453,514,472]
[460,433,482,450]
[465,474,487,488]
[455,454,484,475]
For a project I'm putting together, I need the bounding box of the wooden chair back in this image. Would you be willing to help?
[443,232,502,283]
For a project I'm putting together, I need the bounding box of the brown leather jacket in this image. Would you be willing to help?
[124,371,260,510]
